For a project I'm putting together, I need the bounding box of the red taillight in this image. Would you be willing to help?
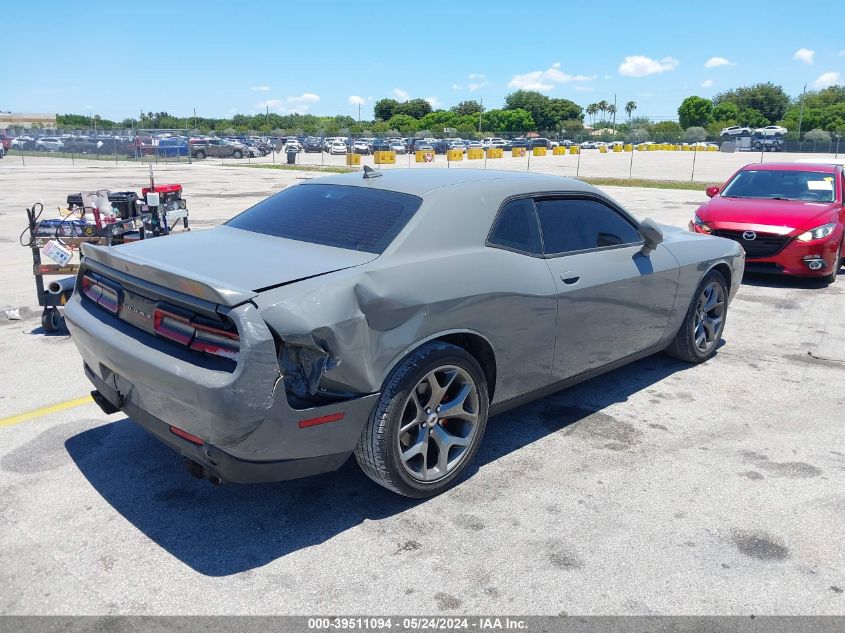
[298,412,345,429]
[153,307,240,361]
[169,425,204,445]
[81,273,121,315]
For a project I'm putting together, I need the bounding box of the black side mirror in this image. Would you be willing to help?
[639,218,664,256]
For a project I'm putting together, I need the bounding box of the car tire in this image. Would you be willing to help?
[233,150,243,159]
[824,239,843,284]
[665,269,728,364]
[194,150,206,160]
[355,341,489,498]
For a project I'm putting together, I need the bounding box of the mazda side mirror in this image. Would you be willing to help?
[639,218,664,256]
[705,186,720,198]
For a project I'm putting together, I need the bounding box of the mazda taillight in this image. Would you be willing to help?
[80,273,121,315]
[153,307,240,362]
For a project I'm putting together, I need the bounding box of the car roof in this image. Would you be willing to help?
[303,168,599,197]
[740,162,838,173]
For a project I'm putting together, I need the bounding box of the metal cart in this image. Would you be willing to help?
[24,204,151,332]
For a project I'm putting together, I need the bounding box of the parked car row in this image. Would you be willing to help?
[720,125,788,138]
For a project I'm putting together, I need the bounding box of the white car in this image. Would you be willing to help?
[284,140,302,153]
[754,125,787,137]
[36,137,64,151]
[488,139,507,149]
[328,141,348,155]
[720,125,752,137]
[580,141,598,149]
[388,141,406,154]
[352,140,370,154]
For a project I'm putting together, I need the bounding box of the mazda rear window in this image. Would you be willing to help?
[226,184,422,254]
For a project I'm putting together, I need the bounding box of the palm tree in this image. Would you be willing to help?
[597,100,609,123]
[586,103,598,125]
[607,104,617,130]
[625,101,637,121]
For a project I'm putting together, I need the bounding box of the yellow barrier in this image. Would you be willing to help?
[613,144,622,152]
[512,147,526,157]
[345,153,361,166]
[599,145,607,153]
[374,151,396,164]
[552,146,567,155]
[569,146,579,154]
[623,144,633,152]
[707,145,718,151]
[415,150,435,163]
[447,149,463,161]
[533,147,547,156]
[467,148,484,160]
[486,148,503,159]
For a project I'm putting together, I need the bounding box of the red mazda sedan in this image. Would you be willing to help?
[691,162,845,283]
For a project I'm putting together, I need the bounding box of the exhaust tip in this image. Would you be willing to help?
[90,390,120,415]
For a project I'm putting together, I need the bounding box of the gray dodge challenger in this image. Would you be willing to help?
[66,169,744,497]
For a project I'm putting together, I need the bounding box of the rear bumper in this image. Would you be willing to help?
[65,291,380,481]
[87,368,351,483]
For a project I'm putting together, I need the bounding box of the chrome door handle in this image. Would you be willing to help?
[560,273,580,285]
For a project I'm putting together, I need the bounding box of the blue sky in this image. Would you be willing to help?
[3,0,843,122]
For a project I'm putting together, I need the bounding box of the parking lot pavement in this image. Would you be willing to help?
[1,161,843,615]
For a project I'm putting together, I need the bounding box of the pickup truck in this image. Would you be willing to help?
[189,139,247,159]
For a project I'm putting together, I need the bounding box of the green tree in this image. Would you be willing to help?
[684,126,707,142]
[678,96,713,128]
[650,121,684,141]
[500,108,535,132]
[395,98,433,119]
[737,108,768,127]
[373,98,400,121]
[711,101,740,122]
[804,128,831,143]
[586,103,597,125]
[625,100,637,120]
[713,83,789,123]
[451,100,482,116]
[386,114,420,135]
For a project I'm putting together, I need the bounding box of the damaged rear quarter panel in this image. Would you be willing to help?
[253,185,560,405]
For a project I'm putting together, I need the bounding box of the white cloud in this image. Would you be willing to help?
[347,95,366,106]
[701,79,714,88]
[393,88,410,101]
[425,96,442,109]
[452,83,462,90]
[287,93,320,104]
[704,57,732,68]
[257,99,283,109]
[508,64,595,91]
[793,48,815,64]
[258,99,310,114]
[618,55,679,77]
[603,74,611,80]
[468,73,486,80]
[813,71,840,89]
[468,81,488,92]
[250,85,271,92]
[574,86,595,92]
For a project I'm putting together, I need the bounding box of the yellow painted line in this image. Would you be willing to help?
[0,395,94,428]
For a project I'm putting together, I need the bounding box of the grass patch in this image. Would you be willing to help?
[236,163,356,174]
[577,177,719,191]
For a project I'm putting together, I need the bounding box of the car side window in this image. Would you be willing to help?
[487,198,542,255]
[535,198,642,255]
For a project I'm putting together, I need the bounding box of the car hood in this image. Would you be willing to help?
[698,196,838,233]
[82,225,377,305]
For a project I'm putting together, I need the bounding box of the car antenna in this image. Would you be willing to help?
[363,165,382,179]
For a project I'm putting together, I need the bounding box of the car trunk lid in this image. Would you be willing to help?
[81,225,378,307]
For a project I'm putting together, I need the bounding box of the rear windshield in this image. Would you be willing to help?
[722,169,837,203]
[226,183,422,254]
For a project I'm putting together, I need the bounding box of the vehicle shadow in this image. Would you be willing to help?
[65,352,694,577]
[741,271,839,291]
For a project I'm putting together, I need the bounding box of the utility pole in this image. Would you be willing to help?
[266,105,269,127]
[479,98,483,134]
[612,93,617,139]
[797,83,807,142]
[358,102,362,123]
